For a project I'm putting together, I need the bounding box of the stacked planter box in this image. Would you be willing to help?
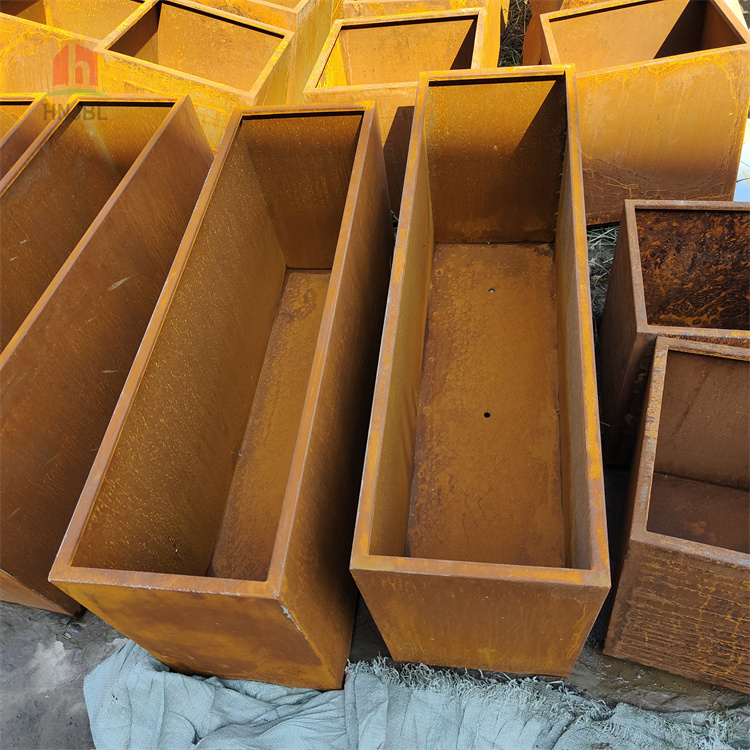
[350,68,610,676]
[599,200,750,465]
[605,337,749,692]
[304,9,498,204]
[539,0,750,223]
[0,96,212,614]
[0,94,47,175]
[50,104,393,689]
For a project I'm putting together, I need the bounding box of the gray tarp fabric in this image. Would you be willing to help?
[85,641,748,750]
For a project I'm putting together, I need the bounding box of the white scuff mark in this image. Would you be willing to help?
[9,257,18,261]
[109,277,130,291]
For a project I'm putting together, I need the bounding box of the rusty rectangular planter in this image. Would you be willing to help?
[303,9,499,205]
[0,96,212,615]
[0,93,47,175]
[599,200,750,466]
[50,104,393,689]
[604,337,749,693]
[350,68,610,676]
[193,0,336,103]
[540,0,750,224]
[0,0,293,148]
[0,0,143,39]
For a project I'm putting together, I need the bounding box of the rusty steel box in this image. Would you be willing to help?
[0,96,212,615]
[539,0,750,224]
[604,337,749,692]
[50,104,393,689]
[303,9,499,205]
[0,93,47,175]
[350,68,610,676]
[599,200,750,466]
[0,0,294,148]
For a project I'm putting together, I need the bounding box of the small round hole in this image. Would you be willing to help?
[484,412,491,418]
[488,288,495,294]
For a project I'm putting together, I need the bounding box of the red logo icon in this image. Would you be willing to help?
[52,43,98,89]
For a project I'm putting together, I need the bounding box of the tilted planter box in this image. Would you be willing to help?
[0,96,212,615]
[50,104,393,689]
[0,0,143,39]
[193,0,336,103]
[304,9,498,205]
[0,95,201,350]
[350,68,610,676]
[0,94,47,175]
[599,200,750,465]
[540,0,750,224]
[604,337,750,693]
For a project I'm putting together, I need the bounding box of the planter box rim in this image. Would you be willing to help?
[96,0,293,99]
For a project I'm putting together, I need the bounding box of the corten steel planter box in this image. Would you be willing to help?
[0,96,212,615]
[0,0,144,39]
[539,0,750,225]
[192,0,336,103]
[350,68,610,676]
[522,1,595,66]
[303,9,499,205]
[0,96,188,350]
[0,93,47,175]
[0,0,293,148]
[599,200,750,466]
[50,104,393,689]
[604,337,750,692]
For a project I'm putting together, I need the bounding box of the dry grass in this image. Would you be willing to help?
[587,224,619,340]
[500,0,531,67]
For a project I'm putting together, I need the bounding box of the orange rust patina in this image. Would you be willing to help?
[50,103,393,689]
[350,68,610,677]
[303,8,499,205]
[599,199,750,466]
[605,337,750,693]
[0,93,48,175]
[0,95,212,615]
[539,0,750,224]
[0,0,294,148]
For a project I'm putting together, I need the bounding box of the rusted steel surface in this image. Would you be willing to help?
[0,0,144,39]
[540,0,750,224]
[0,96,212,615]
[604,337,750,692]
[350,68,609,677]
[0,0,293,148]
[193,0,336,103]
[50,104,393,689]
[303,9,498,205]
[0,94,47,175]
[599,200,750,466]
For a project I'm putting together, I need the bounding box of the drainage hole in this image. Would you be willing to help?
[484,412,491,418]
[488,288,495,294]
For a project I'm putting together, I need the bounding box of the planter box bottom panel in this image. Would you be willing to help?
[209,269,331,581]
[407,242,565,567]
[646,473,749,554]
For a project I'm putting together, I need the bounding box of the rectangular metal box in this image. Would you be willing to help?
[540,0,750,224]
[50,104,393,689]
[350,68,610,677]
[0,96,212,614]
[604,337,749,693]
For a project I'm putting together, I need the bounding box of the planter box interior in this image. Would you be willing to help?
[0,95,46,175]
[0,96,212,615]
[0,99,174,351]
[351,70,609,676]
[605,338,750,691]
[540,0,750,224]
[599,201,750,464]
[108,0,288,93]
[0,97,35,134]
[0,0,143,39]
[50,105,393,688]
